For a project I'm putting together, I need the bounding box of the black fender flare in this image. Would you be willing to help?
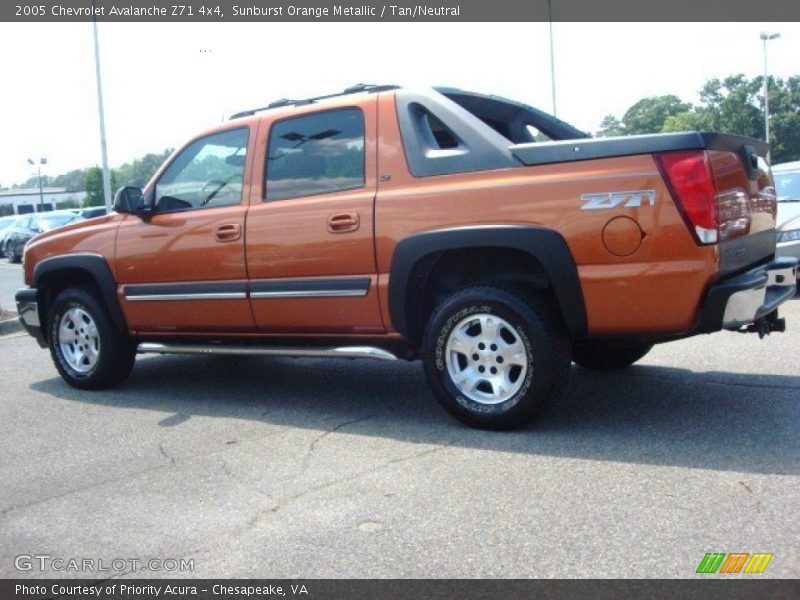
[388,225,587,340]
[33,252,127,332]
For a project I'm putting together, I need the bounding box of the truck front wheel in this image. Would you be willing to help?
[48,286,136,389]
[422,286,571,430]
[572,341,653,370]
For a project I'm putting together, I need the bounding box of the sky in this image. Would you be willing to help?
[1,21,799,187]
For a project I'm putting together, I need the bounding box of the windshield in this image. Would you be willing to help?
[774,170,800,201]
[0,217,17,228]
[39,214,80,230]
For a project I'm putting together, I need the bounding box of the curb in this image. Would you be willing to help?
[0,316,23,337]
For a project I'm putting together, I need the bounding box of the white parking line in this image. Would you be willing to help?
[0,332,27,341]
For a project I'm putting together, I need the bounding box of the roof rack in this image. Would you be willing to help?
[229,83,399,120]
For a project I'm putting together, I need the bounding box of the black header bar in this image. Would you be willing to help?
[4,0,800,22]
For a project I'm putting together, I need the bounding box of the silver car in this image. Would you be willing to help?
[773,161,800,263]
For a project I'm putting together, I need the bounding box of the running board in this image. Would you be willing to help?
[136,342,398,361]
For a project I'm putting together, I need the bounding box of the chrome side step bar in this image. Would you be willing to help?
[137,342,398,361]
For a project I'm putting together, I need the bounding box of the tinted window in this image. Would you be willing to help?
[775,170,800,201]
[155,128,249,212]
[266,108,364,201]
[39,214,81,230]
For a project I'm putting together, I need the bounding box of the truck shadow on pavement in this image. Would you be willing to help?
[31,354,800,476]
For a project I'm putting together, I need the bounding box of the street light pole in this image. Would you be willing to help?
[547,0,557,117]
[92,1,113,211]
[760,31,780,164]
[37,163,43,210]
[27,157,46,212]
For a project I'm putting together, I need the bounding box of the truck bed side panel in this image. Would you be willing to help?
[376,93,717,336]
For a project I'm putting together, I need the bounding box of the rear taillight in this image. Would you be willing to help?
[656,150,719,244]
[656,149,754,244]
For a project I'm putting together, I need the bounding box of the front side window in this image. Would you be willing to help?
[155,128,249,212]
[266,108,365,201]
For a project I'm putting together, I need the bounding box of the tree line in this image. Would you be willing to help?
[6,73,798,204]
[8,149,173,207]
[596,74,800,164]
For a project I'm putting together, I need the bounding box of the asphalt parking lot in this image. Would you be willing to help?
[0,261,798,579]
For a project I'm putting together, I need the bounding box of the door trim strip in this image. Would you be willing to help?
[122,277,371,301]
[249,277,371,299]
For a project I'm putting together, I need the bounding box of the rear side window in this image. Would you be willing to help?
[265,108,365,201]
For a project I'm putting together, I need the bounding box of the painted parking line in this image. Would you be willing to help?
[0,332,27,341]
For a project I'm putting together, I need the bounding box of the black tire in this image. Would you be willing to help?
[8,242,21,263]
[572,341,653,370]
[422,286,571,430]
[48,285,136,389]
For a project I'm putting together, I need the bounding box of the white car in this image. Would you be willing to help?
[773,161,800,265]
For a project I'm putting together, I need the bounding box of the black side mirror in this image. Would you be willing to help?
[113,186,145,215]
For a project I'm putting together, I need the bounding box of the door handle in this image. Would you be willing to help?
[327,212,360,234]
[214,223,241,242]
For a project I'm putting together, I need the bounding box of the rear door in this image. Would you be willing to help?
[245,100,383,333]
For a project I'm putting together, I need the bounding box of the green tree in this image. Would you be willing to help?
[598,74,800,163]
[114,149,173,189]
[620,95,692,135]
[83,167,118,207]
[596,114,625,137]
[51,168,90,192]
[662,110,710,133]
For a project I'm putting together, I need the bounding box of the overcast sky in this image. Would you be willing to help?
[1,21,798,187]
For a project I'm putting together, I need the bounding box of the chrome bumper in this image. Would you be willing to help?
[698,257,798,333]
[15,288,46,347]
[722,259,797,329]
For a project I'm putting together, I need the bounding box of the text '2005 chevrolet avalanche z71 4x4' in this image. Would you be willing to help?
[15,84,798,429]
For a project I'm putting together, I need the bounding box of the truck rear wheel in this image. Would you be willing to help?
[572,341,653,370]
[422,286,571,430]
[48,286,136,390]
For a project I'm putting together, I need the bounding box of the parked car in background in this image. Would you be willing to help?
[4,211,84,263]
[77,207,108,219]
[0,216,21,257]
[777,213,800,264]
[773,160,800,226]
[773,161,800,270]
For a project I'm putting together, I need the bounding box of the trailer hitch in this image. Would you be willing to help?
[738,312,786,338]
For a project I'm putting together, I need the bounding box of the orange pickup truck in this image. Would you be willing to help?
[15,84,798,429]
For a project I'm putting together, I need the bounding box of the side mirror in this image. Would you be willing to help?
[113,186,145,215]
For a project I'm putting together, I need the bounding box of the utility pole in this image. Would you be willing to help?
[548,0,557,117]
[92,1,113,210]
[760,31,780,164]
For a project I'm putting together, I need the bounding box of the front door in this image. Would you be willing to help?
[115,126,255,334]
[245,101,383,334]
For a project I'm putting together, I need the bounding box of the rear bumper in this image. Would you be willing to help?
[15,287,47,348]
[697,257,798,333]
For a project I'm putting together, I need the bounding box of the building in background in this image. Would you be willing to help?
[0,188,87,216]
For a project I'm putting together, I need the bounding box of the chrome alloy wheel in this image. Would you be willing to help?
[58,307,100,373]
[444,313,529,404]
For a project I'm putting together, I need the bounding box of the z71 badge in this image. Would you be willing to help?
[581,190,656,210]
